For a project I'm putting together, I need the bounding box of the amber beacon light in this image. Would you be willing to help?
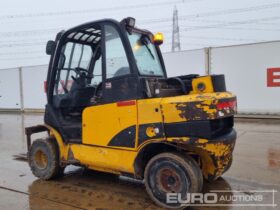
[153,32,164,45]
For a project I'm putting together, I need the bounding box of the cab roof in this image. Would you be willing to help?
[57,18,153,45]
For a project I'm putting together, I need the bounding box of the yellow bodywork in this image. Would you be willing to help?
[137,98,162,125]
[44,88,236,180]
[166,135,235,180]
[161,92,235,123]
[82,101,137,148]
[70,145,137,174]
[190,75,214,94]
[45,124,138,173]
[42,76,236,178]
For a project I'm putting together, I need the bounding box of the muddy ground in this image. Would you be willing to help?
[0,113,279,210]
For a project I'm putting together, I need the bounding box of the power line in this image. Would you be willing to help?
[0,38,48,44]
[0,50,44,56]
[0,56,47,61]
[180,35,266,42]
[0,28,61,38]
[0,23,171,38]
[2,2,275,24]
[214,26,280,31]
[181,17,280,27]
[166,42,206,46]
[0,22,279,49]
[182,16,280,31]
[0,0,195,20]
[0,2,278,27]
[140,3,280,24]
[0,4,279,51]
[0,26,277,49]
[0,42,45,48]
[0,20,277,40]
[1,22,279,40]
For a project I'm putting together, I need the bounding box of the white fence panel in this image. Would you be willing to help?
[210,42,280,115]
[22,65,48,109]
[0,68,21,109]
[1,43,280,115]
[163,49,206,77]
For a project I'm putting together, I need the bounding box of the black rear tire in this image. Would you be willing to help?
[28,138,64,180]
[144,152,203,209]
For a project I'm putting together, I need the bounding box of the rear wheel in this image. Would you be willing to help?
[144,152,203,209]
[28,138,64,180]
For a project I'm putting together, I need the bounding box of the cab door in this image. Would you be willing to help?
[82,24,138,149]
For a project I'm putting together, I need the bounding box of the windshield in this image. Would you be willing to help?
[127,32,164,76]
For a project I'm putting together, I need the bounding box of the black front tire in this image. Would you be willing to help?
[28,138,64,180]
[144,152,203,209]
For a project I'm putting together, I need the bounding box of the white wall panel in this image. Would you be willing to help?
[22,65,48,109]
[2,43,280,115]
[163,49,206,77]
[210,42,280,115]
[0,68,21,109]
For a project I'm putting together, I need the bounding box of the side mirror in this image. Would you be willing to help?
[46,40,56,55]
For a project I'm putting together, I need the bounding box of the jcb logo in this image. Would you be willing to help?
[267,68,280,87]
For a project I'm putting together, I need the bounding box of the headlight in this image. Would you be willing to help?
[125,17,135,27]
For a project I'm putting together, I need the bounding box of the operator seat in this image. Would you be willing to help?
[68,73,95,107]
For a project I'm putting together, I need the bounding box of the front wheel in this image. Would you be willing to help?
[144,152,203,209]
[28,138,64,180]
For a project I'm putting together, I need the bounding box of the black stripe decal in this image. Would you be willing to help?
[107,125,136,148]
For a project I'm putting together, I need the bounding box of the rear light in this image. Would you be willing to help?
[217,100,237,111]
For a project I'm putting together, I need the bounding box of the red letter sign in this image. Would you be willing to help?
[267,68,280,87]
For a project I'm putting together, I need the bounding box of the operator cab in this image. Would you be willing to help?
[45,17,169,142]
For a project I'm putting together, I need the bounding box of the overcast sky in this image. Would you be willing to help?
[1,0,280,68]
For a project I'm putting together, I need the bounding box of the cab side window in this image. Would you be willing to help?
[105,25,130,78]
[71,44,92,69]
[54,42,92,95]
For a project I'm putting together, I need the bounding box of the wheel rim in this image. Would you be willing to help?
[156,167,182,193]
[34,149,48,169]
[147,159,191,207]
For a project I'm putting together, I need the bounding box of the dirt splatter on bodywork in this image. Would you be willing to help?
[161,92,237,123]
[175,97,236,121]
[166,129,236,181]
[159,92,237,180]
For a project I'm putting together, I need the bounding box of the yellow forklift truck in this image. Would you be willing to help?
[25,17,237,208]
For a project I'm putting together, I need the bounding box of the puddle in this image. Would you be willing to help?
[26,168,279,210]
[1,113,280,209]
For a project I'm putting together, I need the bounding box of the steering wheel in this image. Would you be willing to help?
[72,67,93,80]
